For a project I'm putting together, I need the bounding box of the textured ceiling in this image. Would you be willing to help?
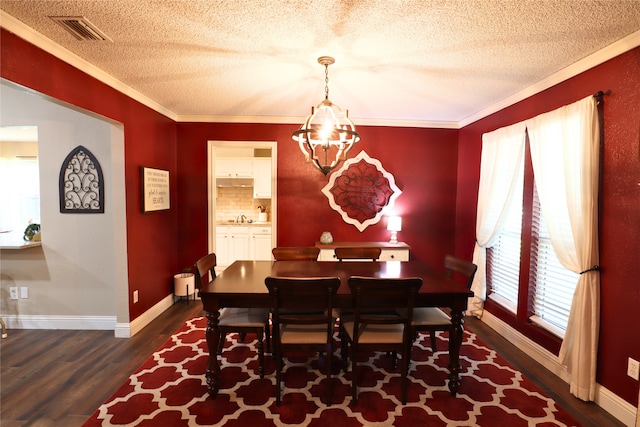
[2,0,640,127]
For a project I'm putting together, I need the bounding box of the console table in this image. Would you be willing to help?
[315,241,410,261]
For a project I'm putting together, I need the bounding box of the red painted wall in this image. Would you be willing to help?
[1,29,178,319]
[456,47,640,405]
[175,123,459,270]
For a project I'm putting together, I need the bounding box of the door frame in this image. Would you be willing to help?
[207,140,277,262]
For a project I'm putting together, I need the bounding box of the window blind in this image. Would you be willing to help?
[528,187,579,338]
[487,176,523,314]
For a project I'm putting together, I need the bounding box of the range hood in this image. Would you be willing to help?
[216,177,254,188]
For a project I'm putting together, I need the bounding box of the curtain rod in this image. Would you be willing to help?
[594,90,611,100]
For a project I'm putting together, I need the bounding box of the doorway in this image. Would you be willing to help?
[207,140,277,267]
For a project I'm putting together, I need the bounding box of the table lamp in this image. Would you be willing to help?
[387,216,402,244]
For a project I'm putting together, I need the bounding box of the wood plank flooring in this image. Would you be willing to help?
[0,302,625,426]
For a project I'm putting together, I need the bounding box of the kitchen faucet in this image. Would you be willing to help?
[236,214,247,223]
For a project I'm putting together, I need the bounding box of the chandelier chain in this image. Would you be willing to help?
[324,64,330,100]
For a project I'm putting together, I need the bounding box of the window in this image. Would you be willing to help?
[487,135,579,338]
[486,160,523,314]
[0,127,40,239]
[528,186,579,338]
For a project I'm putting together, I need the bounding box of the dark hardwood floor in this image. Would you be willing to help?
[0,302,624,427]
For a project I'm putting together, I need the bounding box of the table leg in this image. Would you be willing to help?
[447,308,465,396]
[205,308,221,397]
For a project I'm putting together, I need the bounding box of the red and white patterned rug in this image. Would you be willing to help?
[82,317,579,426]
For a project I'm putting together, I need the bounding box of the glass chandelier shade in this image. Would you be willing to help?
[292,56,360,176]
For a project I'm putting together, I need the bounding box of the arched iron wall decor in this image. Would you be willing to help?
[59,145,104,213]
[321,150,401,231]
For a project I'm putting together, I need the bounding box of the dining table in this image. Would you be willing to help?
[198,259,474,398]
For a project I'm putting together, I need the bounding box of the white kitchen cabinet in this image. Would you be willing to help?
[215,226,231,266]
[215,158,253,178]
[252,158,272,198]
[250,226,272,260]
[216,226,250,265]
[230,227,250,261]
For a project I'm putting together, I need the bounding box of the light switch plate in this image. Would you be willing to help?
[628,358,639,380]
[20,287,29,299]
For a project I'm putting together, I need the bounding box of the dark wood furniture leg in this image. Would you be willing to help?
[447,307,465,396]
[205,307,221,397]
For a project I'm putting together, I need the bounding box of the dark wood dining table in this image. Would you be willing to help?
[198,259,474,398]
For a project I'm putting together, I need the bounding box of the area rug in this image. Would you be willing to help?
[82,317,580,426]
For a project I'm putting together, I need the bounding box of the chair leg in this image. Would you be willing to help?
[401,348,410,405]
[264,321,271,354]
[217,332,226,355]
[340,329,349,372]
[352,354,358,405]
[275,349,282,406]
[430,330,437,352]
[257,330,264,379]
[326,343,332,407]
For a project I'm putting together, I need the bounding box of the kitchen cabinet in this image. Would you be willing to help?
[215,158,253,178]
[252,158,272,198]
[316,242,410,261]
[249,227,272,260]
[216,225,271,265]
[216,226,250,265]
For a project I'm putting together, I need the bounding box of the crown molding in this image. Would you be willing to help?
[176,114,459,129]
[3,11,639,130]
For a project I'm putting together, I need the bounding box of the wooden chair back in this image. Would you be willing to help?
[348,276,422,326]
[265,276,341,406]
[265,276,340,327]
[272,246,320,261]
[334,247,381,261]
[194,253,217,289]
[343,275,422,405]
[444,254,477,289]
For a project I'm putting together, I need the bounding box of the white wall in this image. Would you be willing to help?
[0,80,128,331]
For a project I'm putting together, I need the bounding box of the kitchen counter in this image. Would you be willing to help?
[0,232,42,249]
[216,221,271,226]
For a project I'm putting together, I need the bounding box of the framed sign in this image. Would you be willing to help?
[141,166,170,212]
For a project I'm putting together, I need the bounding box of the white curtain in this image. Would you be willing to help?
[527,95,600,401]
[469,122,526,316]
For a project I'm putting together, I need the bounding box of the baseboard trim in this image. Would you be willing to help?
[114,294,175,338]
[481,311,637,426]
[2,294,175,339]
[1,314,116,330]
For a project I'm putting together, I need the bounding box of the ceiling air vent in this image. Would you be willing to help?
[49,16,112,41]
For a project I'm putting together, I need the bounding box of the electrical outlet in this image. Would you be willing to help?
[133,290,139,304]
[628,357,639,381]
[9,287,18,300]
[20,286,29,299]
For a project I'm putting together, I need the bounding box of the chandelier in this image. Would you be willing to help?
[292,56,360,176]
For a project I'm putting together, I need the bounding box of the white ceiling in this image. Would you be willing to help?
[2,1,640,128]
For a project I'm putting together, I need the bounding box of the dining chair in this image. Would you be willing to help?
[265,276,340,406]
[194,253,271,378]
[272,246,320,261]
[409,254,477,351]
[340,276,423,405]
[334,247,381,261]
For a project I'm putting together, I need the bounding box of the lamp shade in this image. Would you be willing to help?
[387,216,402,232]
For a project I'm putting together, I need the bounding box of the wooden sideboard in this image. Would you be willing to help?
[315,241,410,261]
